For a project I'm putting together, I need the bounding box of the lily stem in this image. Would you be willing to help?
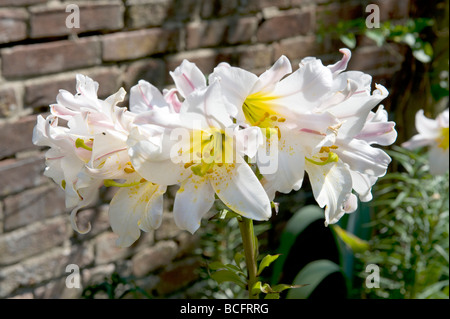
[238,216,258,299]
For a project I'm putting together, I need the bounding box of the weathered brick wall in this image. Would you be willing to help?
[0,0,410,299]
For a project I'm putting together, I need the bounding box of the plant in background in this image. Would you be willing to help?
[32,49,396,299]
[359,146,449,299]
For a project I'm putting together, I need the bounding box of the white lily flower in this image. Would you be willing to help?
[402,108,449,175]
[301,49,396,224]
[128,80,272,234]
[210,55,340,201]
[34,74,170,247]
[211,49,396,225]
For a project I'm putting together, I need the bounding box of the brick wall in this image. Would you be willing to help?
[0,0,410,299]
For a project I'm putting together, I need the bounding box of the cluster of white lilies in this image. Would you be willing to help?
[33,49,398,247]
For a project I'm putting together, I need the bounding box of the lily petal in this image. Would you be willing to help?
[209,163,272,221]
[173,174,215,234]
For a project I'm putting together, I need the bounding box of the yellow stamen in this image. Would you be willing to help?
[103,179,143,187]
[306,152,339,166]
[75,138,92,151]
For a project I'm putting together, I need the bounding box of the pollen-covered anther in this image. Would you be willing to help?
[184,161,195,169]
[123,161,135,174]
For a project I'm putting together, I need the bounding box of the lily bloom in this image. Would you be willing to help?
[33,74,167,247]
[128,80,272,234]
[211,49,396,225]
[302,49,396,225]
[402,108,449,175]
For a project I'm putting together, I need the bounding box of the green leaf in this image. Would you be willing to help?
[209,261,243,274]
[365,29,386,47]
[264,293,280,299]
[252,281,271,294]
[271,284,306,293]
[211,270,246,288]
[257,254,280,276]
[286,260,341,299]
[209,261,226,270]
[331,224,370,254]
[234,252,245,269]
[340,33,356,49]
[271,206,324,284]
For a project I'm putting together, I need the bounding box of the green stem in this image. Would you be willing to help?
[238,217,259,299]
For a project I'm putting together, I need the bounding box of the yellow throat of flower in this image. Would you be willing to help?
[242,92,285,128]
[186,129,234,177]
[437,127,449,150]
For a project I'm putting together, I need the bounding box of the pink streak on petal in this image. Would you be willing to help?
[47,156,65,160]
[182,73,196,92]
[138,83,153,110]
[299,128,326,136]
[94,147,127,161]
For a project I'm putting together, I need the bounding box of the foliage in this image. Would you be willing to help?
[358,146,449,299]
[82,272,152,299]
[322,18,435,63]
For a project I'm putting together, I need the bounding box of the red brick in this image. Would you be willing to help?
[274,35,323,66]
[240,0,290,12]
[201,0,238,18]
[0,115,40,159]
[186,19,229,50]
[0,244,93,298]
[0,8,28,44]
[3,184,67,231]
[236,44,274,74]
[123,58,166,91]
[131,240,178,277]
[102,28,180,62]
[347,45,405,72]
[0,0,46,6]
[256,9,313,43]
[94,232,132,264]
[24,67,122,109]
[227,16,258,45]
[29,2,124,39]
[0,216,70,266]
[0,154,48,196]
[156,257,203,295]
[125,0,170,28]
[166,0,201,22]
[1,37,101,79]
[0,86,21,118]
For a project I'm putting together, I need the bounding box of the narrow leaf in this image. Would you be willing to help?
[211,270,246,288]
[271,206,324,284]
[258,254,281,276]
[286,260,341,299]
[331,224,370,254]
